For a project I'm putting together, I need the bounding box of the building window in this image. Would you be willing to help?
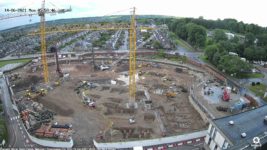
[208,137,211,145]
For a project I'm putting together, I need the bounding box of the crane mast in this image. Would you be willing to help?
[38,0,49,83]
[128,7,137,107]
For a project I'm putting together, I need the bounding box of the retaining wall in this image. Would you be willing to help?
[94,130,207,150]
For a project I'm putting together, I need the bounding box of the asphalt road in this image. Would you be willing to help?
[0,76,35,148]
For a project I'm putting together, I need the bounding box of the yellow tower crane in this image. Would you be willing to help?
[28,8,155,106]
[128,7,137,107]
[28,7,157,136]
[39,0,49,83]
[1,0,71,83]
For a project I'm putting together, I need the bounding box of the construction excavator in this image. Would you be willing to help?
[166,92,176,98]
[25,88,47,100]
[50,46,64,77]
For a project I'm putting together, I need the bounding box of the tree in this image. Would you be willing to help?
[257,34,267,47]
[244,33,255,46]
[230,36,239,43]
[205,44,219,61]
[176,24,188,40]
[153,41,163,49]
[186,23,207,48]
[213,29,227,42]
[157,49,166,58]
[163,17,267,62]
[244,47,255,61]
[212,51,221,65]
[218,55,251,76]
[217,40,238,53]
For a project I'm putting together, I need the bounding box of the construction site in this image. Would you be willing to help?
[8,54,208,147]
[4,13,255,147]
[2,0,267,149]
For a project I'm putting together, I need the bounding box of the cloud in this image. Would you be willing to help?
[0,0,267,27]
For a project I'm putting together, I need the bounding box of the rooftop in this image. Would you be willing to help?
[213,105,267,146]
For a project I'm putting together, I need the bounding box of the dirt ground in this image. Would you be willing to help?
[40,80,106,147]
[11,61,207,147]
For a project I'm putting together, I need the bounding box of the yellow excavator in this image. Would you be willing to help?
[25,89,47,100]
[166,92,176,98]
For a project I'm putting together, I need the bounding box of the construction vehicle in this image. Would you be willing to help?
[1,0,71,83]
[81,91,96,108]
[52,122,72,129]
[138,63,150,68]
[166,92,176,98]
[26,7,159,112]
[99,65,110,71]
[28,7,156,107]
[129,117,136,124]
[0,0,72,83]
[75,81,97,92]
[138,71,144,76]
[54,80,61,86]
[50,46,64,77]
[222,88,230,101]
[25,88,47,100]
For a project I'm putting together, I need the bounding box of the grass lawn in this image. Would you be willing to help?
[249,84,267,102]
[0,58,32,68]
[152,52,187,63]
[175,38,194,51]
[199,54,209,63]
[237,72,265,79]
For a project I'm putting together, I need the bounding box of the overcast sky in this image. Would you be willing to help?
[0,0,266,30]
